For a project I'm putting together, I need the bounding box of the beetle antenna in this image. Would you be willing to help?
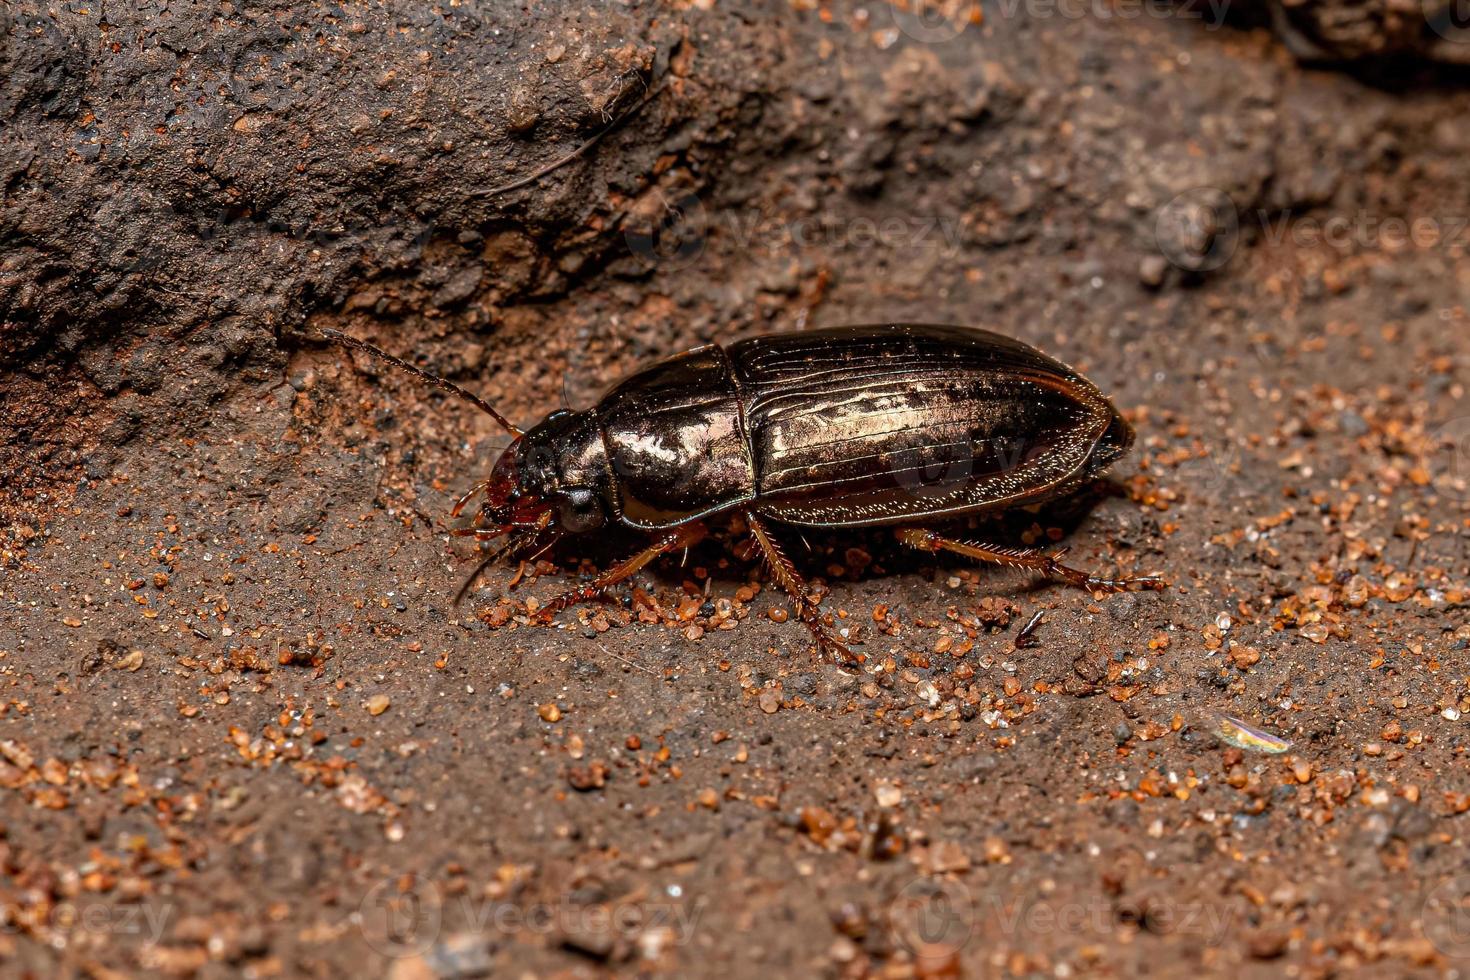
[453,551,501,607]
[317,328,523,437]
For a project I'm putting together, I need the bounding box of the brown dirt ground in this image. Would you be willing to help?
[4,4,1470,979]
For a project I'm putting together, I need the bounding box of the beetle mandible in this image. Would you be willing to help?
[320,323,1162,662]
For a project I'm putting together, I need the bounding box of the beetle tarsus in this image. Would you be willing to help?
[810,622,860,668]
[539,583,609,618]
[1079,572,1165,593]
[895,528,1163,595]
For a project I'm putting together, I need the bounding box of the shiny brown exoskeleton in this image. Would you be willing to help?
[323,323,1161,662]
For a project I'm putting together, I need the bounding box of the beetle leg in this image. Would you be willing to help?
[449,509,552,543]
[449,527,511,540]
[523,532,563,564]
[453,528,556,606]
[538,521,707,619]
[453,551,503,606]
[746,513,860,666]
[450,481,490,518]
[896,528,1164,594]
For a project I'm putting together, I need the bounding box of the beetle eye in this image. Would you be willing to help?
[555,487,604,533]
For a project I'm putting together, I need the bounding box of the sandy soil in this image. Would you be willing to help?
[4,2,1470,977]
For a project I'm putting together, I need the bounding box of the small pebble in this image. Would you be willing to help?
[1248,929,1289,959]
[1138,254,1168,288]
[567,763,608,791]
[829,937,859,963]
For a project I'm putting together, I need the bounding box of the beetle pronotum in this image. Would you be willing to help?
[320,323,1161,662]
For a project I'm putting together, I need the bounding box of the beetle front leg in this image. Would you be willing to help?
[746,513,860,666]
[537,521,707,620]
[896,528,1164,594]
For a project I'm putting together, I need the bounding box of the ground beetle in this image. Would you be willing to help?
[321,323,1161,661]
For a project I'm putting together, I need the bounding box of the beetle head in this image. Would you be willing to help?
[456,410,613,543]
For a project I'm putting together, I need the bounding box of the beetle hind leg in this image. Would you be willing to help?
[538,522,707,620]
[896,528,1164,594]
[746,513,860,666]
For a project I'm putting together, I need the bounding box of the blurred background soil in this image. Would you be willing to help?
[3,0,1470,976]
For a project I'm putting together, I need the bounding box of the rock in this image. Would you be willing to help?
[1138,254,1169,289]
[1248,928,1289,959]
